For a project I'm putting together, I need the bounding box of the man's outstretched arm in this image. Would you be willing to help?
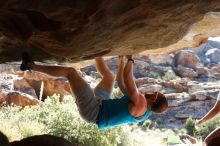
[196,100,220,125]
[117,56,128,95]
[123,55,140,104]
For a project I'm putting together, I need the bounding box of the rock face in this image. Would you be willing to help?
[0,71,72,106]
[10,134,76,146]
[0,0,220,63]
[0,131,10,146]
[0,131,77,146]
[0,90,39,107]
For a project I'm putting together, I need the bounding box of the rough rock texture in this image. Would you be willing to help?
[0,90,39,107]
[0,71,72,106]
[23,71,72,101]
[0,0,220,63]
[10,135,76,146]
[0,131,10,146]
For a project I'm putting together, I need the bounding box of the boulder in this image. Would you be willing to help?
[196,66,209,76]
[164,93,184,99]
[0,90,39,106]
[13,77,38,98]
[174,50,202,69]
[0,71,72,105]
[138,84,162,93]
[175,114,190,119]
[161,81,187,93]
[210,65,220,74]
[205,48,220,64]
[0,74,14,90]
[206,90,220,99]
[206,37,220,49]
[191,91,208,101]
[10,134,76,146]
[135,77,157,87]
[23,71,72,101]
[174,65,198,78]
[179,134,198,145]
[42,79,72,101]
[0,64,20,72]
[0,1,220,63]
[145,54,174,66]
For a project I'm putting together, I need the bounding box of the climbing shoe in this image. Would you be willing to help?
[20,52,32,71]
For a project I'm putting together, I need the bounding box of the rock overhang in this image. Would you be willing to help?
[0,0,220,63]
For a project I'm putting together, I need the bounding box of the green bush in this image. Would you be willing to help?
[185,117,196,136]
[195,116,220,139]
[0,95,130,146]
[147,71,161,79]
[162,71,180,81]
[185,116,220,140]
[156,118,164,125]
[142,120,152,128]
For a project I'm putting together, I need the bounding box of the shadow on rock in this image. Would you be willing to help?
[0,131,10,146]
[10,134,77,146]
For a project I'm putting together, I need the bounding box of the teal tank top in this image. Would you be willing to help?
[97,95,152,129]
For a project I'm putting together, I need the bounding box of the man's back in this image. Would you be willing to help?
[97,95,152,129]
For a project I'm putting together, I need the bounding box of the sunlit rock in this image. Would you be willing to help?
[0,1,220,63]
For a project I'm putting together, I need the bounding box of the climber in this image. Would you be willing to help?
[20,53,168,129]
[196,92,220,146]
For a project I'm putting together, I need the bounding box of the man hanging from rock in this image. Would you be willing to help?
[20,53,168,129]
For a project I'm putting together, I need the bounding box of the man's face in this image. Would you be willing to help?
[158,104,168,113]
[145,92,158,102]
[144,92,159,108]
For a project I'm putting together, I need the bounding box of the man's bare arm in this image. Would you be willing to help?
[123,56,140,104]
[116,56,128,95]
[197,101,220,125]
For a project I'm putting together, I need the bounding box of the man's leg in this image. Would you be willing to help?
[28,63,100,123]
[94,57,115,100]
[29,63,86,91]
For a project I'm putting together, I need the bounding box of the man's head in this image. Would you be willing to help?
[145,92,168,113]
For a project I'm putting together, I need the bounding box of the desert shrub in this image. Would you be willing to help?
[195,116,220,139]
[185,116,220,140]
[162,71,180,81]
[142,120,152,128]
[0,95,130,146]
[147,71,161,79]
[156,118,164,125]
[185,117,196,136]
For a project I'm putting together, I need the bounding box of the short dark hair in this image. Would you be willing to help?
[150,92,168,113]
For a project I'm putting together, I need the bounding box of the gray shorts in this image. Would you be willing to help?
[73,83,112,123]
